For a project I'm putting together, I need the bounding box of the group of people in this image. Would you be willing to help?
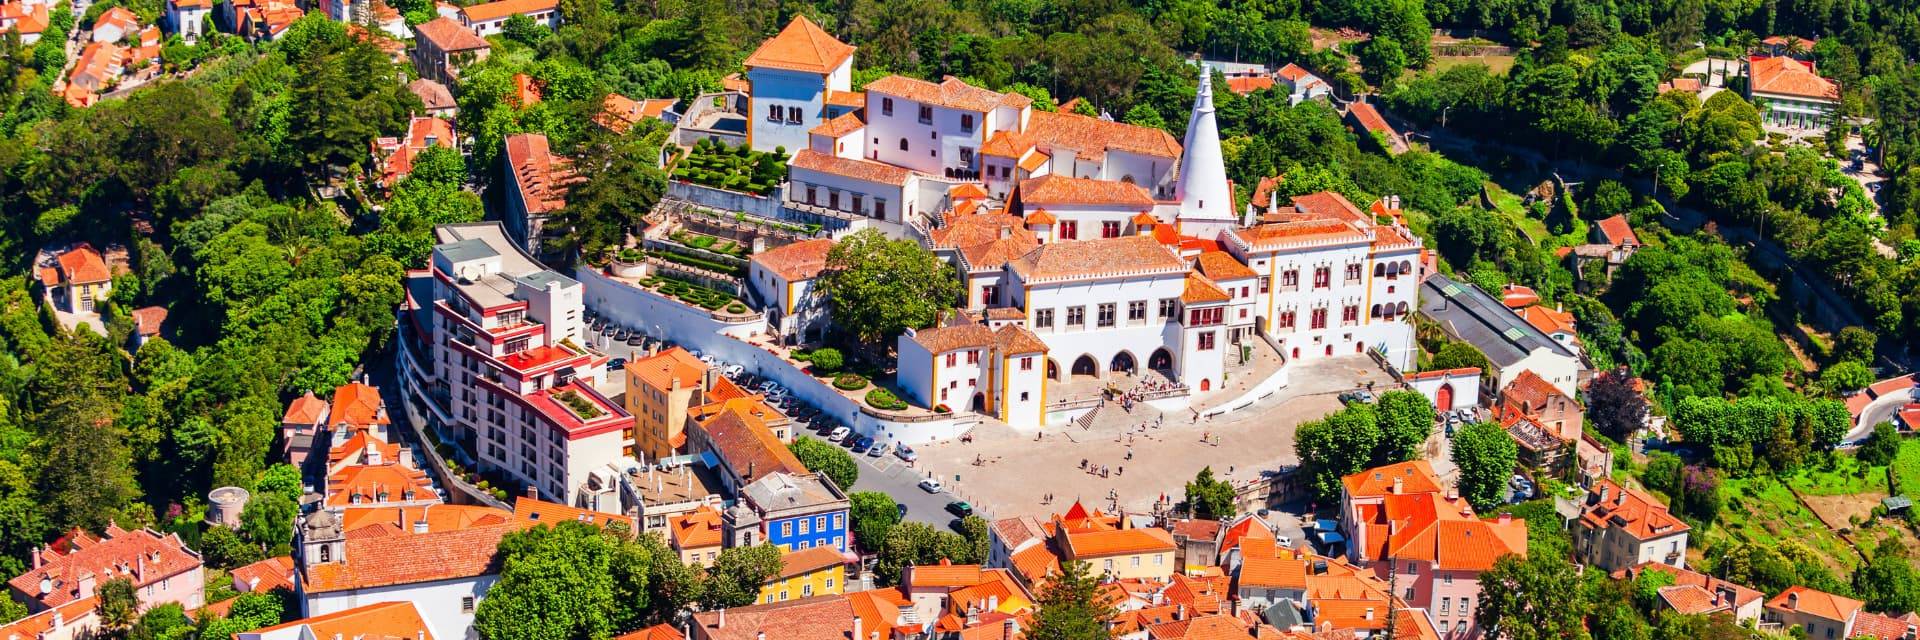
[1079,458,1122,478]
[1112,377,1180,412]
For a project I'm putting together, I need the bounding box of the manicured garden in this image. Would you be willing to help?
[671,139,785,195]
[670,230,749,257]
[553,389,605,419]
[638,275,744,312]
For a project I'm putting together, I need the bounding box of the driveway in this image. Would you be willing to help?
[842,446,962,530]
[1855,386,1914,441]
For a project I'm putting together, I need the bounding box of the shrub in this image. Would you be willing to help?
[934,404,951,414]
[865,388,907,410]
[726,303,747,314]
[833,373,868,390]
[617,248,644,262]
[810,348,844,373]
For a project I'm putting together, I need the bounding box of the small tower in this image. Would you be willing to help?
[206,486,251,529]
[300,509,345,566]
[1175,63,1238,239]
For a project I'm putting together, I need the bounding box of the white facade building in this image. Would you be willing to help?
[1173,66,1238,239]
[744,16,855,156]
[458,0,559,37]
[411,223,630,505]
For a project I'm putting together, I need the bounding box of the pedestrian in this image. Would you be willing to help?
[1118,466,1124,476]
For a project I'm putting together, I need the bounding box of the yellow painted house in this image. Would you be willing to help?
[758,545,847,604]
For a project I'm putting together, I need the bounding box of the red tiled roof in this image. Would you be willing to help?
[690,594,858,640]
[789,149,912,186]
[1404,367,1481,381]
[1225,77,1274,95]
[1348,102,1394,135]
[1765,586,1863,623]
[302,523,512,593]
[699,406,806,484]
[230,556,296,593]
[284,391,328,425]
[131,306,168,336]
[1182,272,1232,304]
[7,526,202,608]
[1027,109,1181,160]
[1010,235,1187,283]
[241,600,436,639]
[505,133,574,214]
[1062,527,1175,559]
[775,545,847,580]
[1579,479,1691,540]
[752,238,834,281]
[458,0,555,23]
[809,111,865,138]
[744,15,854,74]
[325,464,436,507]
[413,16,488,51]
[1146,614,1255,640]
[52,244,112,284]
[338,504,511,538]
[514,496,634,531]
[1518,305,1576,337]
[1851,611,1920,640]
[332,381,389,428]
[1017,174,1154,208]
[865,75,1031,112]
[1277,63,1314,82]
[668,505,724,551]
[1749,55,1839,100]
[615,624,687,640]
[1196,251,1257,281]
[1500,370,1573,413]
[1341,460,1444,497]
[0,597,97,639]
[1595,214,1639,246]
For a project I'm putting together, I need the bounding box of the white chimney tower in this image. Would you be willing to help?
[1175,63,1237,239]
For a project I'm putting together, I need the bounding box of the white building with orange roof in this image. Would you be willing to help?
[865,74,1033,180]
[1275,63,1330,106]
[1055,516,1177,581]
[623,346,730,460]
[1575,479,1689,572]
[91,6,139,42]
[164,0,208,39]
[667,505,725,566]
[786,148,921,227]
[897,312,1049,425]
[748,238,833,343]
[1744,54,1840,129]
[501,132,577,257]
[1338,460,1524,637]
[35,242,114,315]
[236,600,435,640]
[744,16,855,155]
[1403,367,1481,413]
[1223,190,1423,369]
[1007,174,1164,242]
[457,0,558,35]
[1764,586,1865,640]
[370,115,457,188]
[0,0,51,45]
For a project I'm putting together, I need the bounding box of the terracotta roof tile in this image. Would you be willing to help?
[338,504,512,538]
[331,381,389,428]
[1749,55,1839,100]
[1595,214,1639,246]
[775,545,847,580]
[324,464,436,507]
[1063,527,1174,559]
[239,601,435,640]
[1225,76,1274,95]
[1404,367,1481,381]
[505,133,574,214]
[1341,460,1444,497]
[614,624,687,640]
[51,244,112,284]
[626,347,709,395]
[1009,235,1186,283]
[131,305,168,336]
[1196,251,1257,281]
[458,0,555,23]
[1277,63,1314,82]
[825,89,865,108]
[413,16,488,51]
[1348,102,1394,135]
[1016,175,1154,208]
[8,526,202,608]
[514,496,634,530]
[690,594,858,640]
[790,149,912,186]
[1849,611,1919,640]
[669,505,725,551]
[1765,586,1863,622]
[699,406,806,484]
[808,111,865,138]
[1027,110,1181,159]
[865,75,1031,112]
[229,556,295,593]
[409,78,456,111]
[1579,479,1691,540]
[752,238,833,281]
[1182,272,1232,304]
[994,325,1048,355]
[910,323,996,354]
[284,391,329,425]
[303,522,512,593]
[1518,305,1576,337]
[1146,614,1255,640]
[744,16,854,74]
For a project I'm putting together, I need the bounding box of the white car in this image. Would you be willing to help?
[827,426,851,442]
[918,478,945,494]
[723,364,745,378]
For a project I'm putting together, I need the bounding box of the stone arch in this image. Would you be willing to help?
[1148,348,1175,372]
[1046,358,1061,381]
[1071,354,1099,379]
[1110,351,1138,377]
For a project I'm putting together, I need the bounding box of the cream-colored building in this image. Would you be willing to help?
[1575,479,1690,572]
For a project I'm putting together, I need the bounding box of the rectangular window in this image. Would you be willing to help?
[829,191,840,210]
[1279,311,1295,329]
[1198,332,1215,351]
[767,104,780,122]
[805,185,817,204]
[1158,298,1177,319]
[1282,270,1299,288]
[946,353,958,367]
[966,350,980,364]
[1035,309,1055,328]
[803,584,813,596]
[961,113,974,132]
[816,516,826,530]
[1343,305,1359,324]
[781,522,792,536]
[1058,220,1078,240]
[1259,276,1270,293]
[1097,303,1116,328]
[852,194,864,212]
[1441,598,1451,614]
[462,596,476,613]
[1128,301,1147,322]
[918,105,933,124]
[1131,556,1141,567]
[1101,221,1121,238]
[960,147,975,167]
[1021,357,1034,370]
[1066,306,1085,328]
[981,284,999,305]
[1311,308,1328,329]
[799,519,810,534]
[1313,267,1331,288]
[874,199,887,219]
[1346,263,1362,282]
[826,577,835,588]
[787,106,802,123]
[881,98,893,116]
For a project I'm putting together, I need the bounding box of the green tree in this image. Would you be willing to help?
[819,229,962,347]
[1859,422,1901,466]
[196,592,283,639]
[406,145,467,188]
[98,577,140,630]
[1819,360,1873,395]
[475,520,653,640]
[1294,403,1382,501]
[199,525,265,568]
[701,543,783,609]
[1855,537,1920,614]
[788,436,859,490]
[1026,560,1116,640]
[254,463,302,497]
[1183,466,1236,520]
[960,515,990,564]
[31,334,139,531]
[807,348,843,373]
[1833,327,1877,364]
[1450,421,1517,510]
[1430,341,1490,372]
[1475,554,1586,640]
[848,491,902,552]
[1122,103,1166,130]
[1357,36,1408,88]
[128,602,190,640]
[501,13,548,45]
[240,491,298,556]
[0,596,26,629]
[1373,389,1436,463]
[873,521,971,586]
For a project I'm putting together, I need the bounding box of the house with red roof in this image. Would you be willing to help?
[0,595,99,640]
[1763,586,1864,639]
[501,132,577,257]
[370,115,457,188]
[411,16,489,84]
[743,16,858,155]
[1403,367,1481,414]
[1338,460,1525,637]
[236,600,436,640]
[596,93,680,133]
[0,0,53,45]
[747,238,834,344]
[1619,562,1765,623]
[91,6,139,43]
[1343,101,1407,155]
[1275,63,1331,105]
[457,0,559,36]
[1575,479,1689,572]
[35,243,114,315]
[1744,54,1841,129]
[7,524,206,614]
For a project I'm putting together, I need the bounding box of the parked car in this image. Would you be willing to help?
[723,364,745,378]
[897,504,908,519]
[945,500,973,517]
[627,334,644,346]
[608,358,626,370]
[868,443,889,458]
[850,438,872,454]
[827,427,850,442]
[918,478,945,493]
[894,444,917,462]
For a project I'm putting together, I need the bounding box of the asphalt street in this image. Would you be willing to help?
[1854,384,1915,442]
[836,439,964,531]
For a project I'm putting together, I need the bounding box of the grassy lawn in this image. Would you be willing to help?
[1893,438,1920,496]
[1434,54,1517,75]
[1715,474,1860,572]
[1784,454,1889,496]
[1484,182,1550,241]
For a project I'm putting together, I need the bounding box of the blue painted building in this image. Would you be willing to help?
[730,472,851,552]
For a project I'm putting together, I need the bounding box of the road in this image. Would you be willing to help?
[1855,385,1915,440]
[838,442,960,530]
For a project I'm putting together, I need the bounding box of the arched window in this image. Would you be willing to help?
[1396,301,1409,317]
[1374,264,1385,277]
[1400,260,1412,275]
[1371,304,1382,318]
[319,545,331,562]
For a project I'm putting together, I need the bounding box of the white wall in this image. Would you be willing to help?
[788,165,912,225]
[578,267,766,341]
[865,93,986,174]
[1000,353,1045,428]
[1408,372,1480,413]
[1499,349,1582,399]
[1023,275,1186,381]
[1235,241,1418,370]
[748,66,828,155]
[305,575,499,640]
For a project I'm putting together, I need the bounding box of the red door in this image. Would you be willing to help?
[1436,384,1454,411]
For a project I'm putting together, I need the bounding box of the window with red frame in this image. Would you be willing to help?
[1310,308,1328,329]
[1313,267,1331,288]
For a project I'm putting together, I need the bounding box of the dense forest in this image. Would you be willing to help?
[0,0,1918,634]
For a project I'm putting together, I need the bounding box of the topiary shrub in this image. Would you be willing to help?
[726,303,748,314]
[809,348,844,373]
[833,373,868,390]
[865,388,907,410]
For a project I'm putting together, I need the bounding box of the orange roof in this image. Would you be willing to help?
[459,0,556,22]
[950,183,990,200]
[1749,55,1839,100]
[1165,574,1230,615]
[1024,209,1056,226]
[303,522,512,593]
[331,381,389,427]
[1501,370,1572,413]
[8,526,201,608]
[1404,367,1481,381]
[1518,305,1576,337]
[1579,479,1691,540]
[596,94,677,133]
[324,464,436,507]
[52,244,112,284]
[1015,174,1153,207]
[1010,235,1187,283]
[1017,150,1051,172]
[752,238,834,281]
[865,75,1031,112]
[1230,220,1367,250]
[1218,515,1273,553]
[846,588,912,640]
[1008,544,1059,586]
[1595,214,1639,246]
[1236,540,1308,589]
[94,6,138,32]
[1500,284,1539,308]
[1341,460,1444,498]
[1657,584,1726,615]
[614,624,687,640]
[825,89,865,108]
[283,391,329,425]
[1348,102,1394,135]
[1867,374,1916,398]
[1182,272,1232,304]
[1622,562,1765,611]
[242,600,435,639]
[131,305,167,336]
[808,111,865,138]
[1063,526,1174,559]
[338,504,512,538]
[1196,251,1257,281]
[669,505,725,551]
[744,16,854,74]
[414,15,489,51]
[229,556,296,593]
[505,133,575,214]
[514,496,635,531]
[1027,110,1181,159]
[698,405,806,484]
[1850,611,1920,640]
[1765,586,1863,622]
[790,149,912,186]
[1145,614,1254,640]
[909,561,986,588]
[775,545,847,580]
[1225,76,1274,95]
[627,347,709,394]
[1277,63,1315,82]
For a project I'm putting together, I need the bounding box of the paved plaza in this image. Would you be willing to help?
[916,355,1395,520]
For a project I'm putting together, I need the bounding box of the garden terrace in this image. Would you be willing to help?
[670,139,786,196]
[633,274,759,321]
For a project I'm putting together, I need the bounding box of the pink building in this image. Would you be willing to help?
[1340,461,1526,638]
[7,525,206,613]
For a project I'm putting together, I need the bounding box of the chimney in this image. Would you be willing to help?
[717,608,726,628]
[77,572,96,599]
[1003,619,1017,640]
[1176,604,1186,620]
[851,615,861,640]
[136,553,145,581]
[1598,486,1610,504]
[1391,477,1403,495]
[756,633,766,640]
[527,485,539,501]
[414,518,430,534]
[988,595,998,612]
[367,445,382,465]
[966,604,980,626]
[31,546,41,569]
[50,611,61,630]
[1787,593,1799,609]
